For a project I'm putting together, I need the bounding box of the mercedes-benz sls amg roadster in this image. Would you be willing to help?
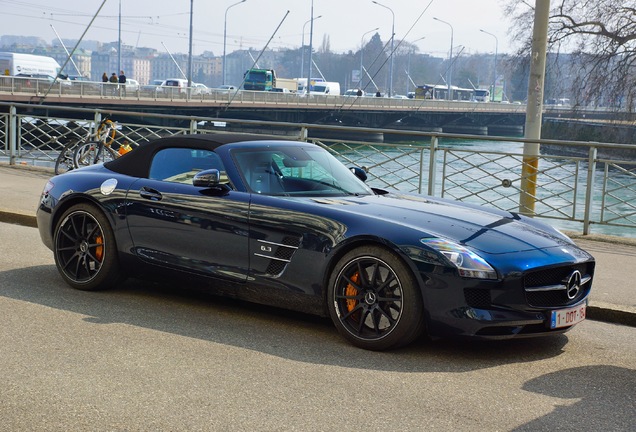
[37,133,594,350]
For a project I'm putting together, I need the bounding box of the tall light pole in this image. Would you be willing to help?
[480,29,498,102]
[433,17,454,100]
[372,1,395,97]
[360,27,379,90]
[223,0,246,85]
[306,0,315,94]
[187,0,193,89]
[118,0,121,75]
[301,15,322,79]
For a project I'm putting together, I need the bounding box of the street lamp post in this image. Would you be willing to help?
[187,0,193,89]
[306,0,315,95]
[372,1,394,97]
[480,29,498,102]
[433,17,454,100]
[360,27,379,90]
[223,0,246,85]
[301,15,322,80]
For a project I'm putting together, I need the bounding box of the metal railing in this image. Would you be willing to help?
[1,101,635,237]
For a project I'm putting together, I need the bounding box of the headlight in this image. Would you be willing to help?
[420,238,498,280]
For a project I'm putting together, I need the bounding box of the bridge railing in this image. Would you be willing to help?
[0,77,532,112]
[1,101,634,237]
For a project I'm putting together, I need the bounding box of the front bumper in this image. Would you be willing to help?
[418,262,594,340]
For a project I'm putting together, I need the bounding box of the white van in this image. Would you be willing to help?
[310,81,341,96]
[0,52,61,80]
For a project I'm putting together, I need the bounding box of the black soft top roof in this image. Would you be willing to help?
[105,132,289,178]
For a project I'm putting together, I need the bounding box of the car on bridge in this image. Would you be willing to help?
[37,134,595,350]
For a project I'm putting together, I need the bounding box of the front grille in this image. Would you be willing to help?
[524,263,593,308]
[525,263,589,287]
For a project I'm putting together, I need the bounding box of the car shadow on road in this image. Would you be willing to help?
[512,365,636,431]
[1,264,571,373]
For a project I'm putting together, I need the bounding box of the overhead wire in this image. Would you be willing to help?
[336,0,435,112]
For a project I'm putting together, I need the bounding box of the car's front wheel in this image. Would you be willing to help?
[53,203,123,291]
[327,246,425,350]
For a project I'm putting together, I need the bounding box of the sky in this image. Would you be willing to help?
[2,0,516,57]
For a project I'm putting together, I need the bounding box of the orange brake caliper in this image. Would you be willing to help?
[94,235,104,261]
[345,272,360,313]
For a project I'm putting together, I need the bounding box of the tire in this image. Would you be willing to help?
[327,246,425,350]
[53,203,124,291]
[54,141,78,175]
[74,142,118,168]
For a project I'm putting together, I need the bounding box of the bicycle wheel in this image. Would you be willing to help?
[74,142,118,168]
[54,141,79,175]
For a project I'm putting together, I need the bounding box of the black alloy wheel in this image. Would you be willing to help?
[328,246,425,350]
[54,203,123,291]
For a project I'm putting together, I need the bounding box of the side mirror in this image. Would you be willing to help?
[193,169,230,193]
[349,166,368,182]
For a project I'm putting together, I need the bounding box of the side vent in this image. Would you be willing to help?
[254,236,301,276]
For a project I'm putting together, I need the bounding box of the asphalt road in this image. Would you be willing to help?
[1,222,635,431]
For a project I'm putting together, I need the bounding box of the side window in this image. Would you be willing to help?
[149,148,226,185]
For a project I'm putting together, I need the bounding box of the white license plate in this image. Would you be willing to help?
[550,304,586,329]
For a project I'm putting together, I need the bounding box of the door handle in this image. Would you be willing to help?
[139,186,163,201]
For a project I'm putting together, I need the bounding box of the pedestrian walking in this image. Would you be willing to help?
[118,70,127,96]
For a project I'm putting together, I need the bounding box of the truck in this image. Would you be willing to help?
[309,81,341,96]
[274,77,298,93]
[0,52,61,80]
[473,88,491,102]
[243,69,297,92]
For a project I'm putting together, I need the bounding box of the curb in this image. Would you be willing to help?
[587,303,636,328]
[0,210,37,228]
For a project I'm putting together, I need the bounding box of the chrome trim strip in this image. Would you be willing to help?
[525,275,592,292]
[253,253,291,262]
[257,239,299,249]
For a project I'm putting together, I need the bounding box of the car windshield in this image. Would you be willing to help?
[233,145,374,197]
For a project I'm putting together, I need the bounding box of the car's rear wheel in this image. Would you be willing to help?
[53,203,123,291]
[327,246,425,350]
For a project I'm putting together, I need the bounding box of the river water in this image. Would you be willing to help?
[336,136,636,239]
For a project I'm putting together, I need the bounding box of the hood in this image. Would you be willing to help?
[307,192,573,255]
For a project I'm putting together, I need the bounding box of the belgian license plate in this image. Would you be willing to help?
[550,304,586,329]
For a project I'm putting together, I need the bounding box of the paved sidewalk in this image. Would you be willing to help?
[1,162,634,327]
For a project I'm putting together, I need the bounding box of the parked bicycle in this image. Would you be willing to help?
[54,117,134,174]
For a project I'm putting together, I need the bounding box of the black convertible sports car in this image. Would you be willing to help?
[37,133,594,350]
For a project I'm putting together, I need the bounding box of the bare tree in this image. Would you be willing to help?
[505,0,636,111]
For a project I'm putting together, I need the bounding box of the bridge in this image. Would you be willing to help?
[0,79,630,138]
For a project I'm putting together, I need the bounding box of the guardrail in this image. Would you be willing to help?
[1,101,634,237]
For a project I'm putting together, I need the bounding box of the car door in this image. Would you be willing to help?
[125,147,250,282]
